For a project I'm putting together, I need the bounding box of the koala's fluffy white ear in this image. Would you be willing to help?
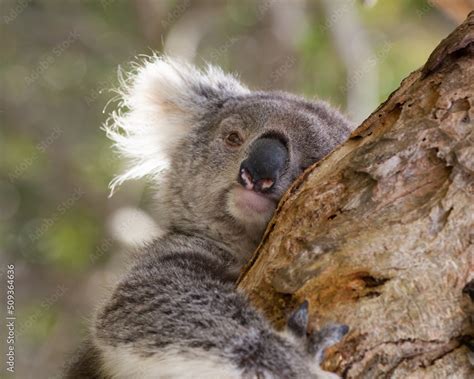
[105,55,249,195]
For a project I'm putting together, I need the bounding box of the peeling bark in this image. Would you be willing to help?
[238,12,474,378]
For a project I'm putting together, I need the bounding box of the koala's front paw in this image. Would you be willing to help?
[287,301,349,363]
[287,300,310,338]
[308,323,349,363]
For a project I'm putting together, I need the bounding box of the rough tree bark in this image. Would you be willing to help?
[238,12,474,378]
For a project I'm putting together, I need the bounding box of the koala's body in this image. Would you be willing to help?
[66,57,354,379]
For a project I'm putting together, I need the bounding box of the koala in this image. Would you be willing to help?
[66,56,354,379]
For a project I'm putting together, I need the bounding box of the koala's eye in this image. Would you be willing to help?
[225,132,244,147]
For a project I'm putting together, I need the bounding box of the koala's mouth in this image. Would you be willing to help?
[232,186,276,213]
[226,185,277,230]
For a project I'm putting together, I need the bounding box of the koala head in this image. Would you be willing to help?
[106,56,353,262]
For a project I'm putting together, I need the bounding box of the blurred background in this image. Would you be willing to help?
[0,0,471,377]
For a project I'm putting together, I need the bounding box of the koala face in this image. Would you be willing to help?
[106,56,353,260]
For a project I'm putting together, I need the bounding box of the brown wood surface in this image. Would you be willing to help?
[238,11,474,378]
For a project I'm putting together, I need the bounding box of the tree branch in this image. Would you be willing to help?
[238,11,474,378]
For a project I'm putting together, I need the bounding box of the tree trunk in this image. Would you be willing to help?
[238,12,474,378]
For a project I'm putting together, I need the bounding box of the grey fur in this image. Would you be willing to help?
[66,57,353,379]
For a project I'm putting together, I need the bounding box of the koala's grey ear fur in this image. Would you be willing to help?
[105,55,249,195]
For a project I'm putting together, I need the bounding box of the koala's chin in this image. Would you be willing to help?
[226,185,277,230]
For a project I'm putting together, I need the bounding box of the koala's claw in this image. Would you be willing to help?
[309,323,349,363]
[287,300,309,338]
[287,301,349,363]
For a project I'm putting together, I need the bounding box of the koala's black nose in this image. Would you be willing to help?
[239,137,288,193]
